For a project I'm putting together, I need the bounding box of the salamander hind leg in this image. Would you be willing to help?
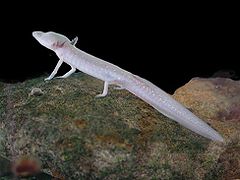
[71,37,78,46]
[95,81,109,98]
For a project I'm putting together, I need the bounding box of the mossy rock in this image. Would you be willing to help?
[0,74,239,179]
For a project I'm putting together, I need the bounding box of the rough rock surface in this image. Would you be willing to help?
[0,74,239,179]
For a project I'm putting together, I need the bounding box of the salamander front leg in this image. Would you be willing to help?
[96,81,109,98]
[45,59,63,81]
[55,65,76,79]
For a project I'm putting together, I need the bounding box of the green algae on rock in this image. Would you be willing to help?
[0,74,239,179]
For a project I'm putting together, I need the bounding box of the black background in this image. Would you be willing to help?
[0,3,239,93]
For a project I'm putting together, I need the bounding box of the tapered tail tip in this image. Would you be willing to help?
[212,133,224,142]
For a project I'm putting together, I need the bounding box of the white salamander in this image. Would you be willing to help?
[32,31,224,142]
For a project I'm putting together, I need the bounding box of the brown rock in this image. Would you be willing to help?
[173,77,240,179]
[174,78,240,136]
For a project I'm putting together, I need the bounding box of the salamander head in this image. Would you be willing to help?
[32,31,71,50]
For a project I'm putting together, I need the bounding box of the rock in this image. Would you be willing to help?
[11,156,41,177]
[29,87,44,96]
[173,78,240,136]
[0,74,239,179]
[211,69,239,79]
[173,77,240,179]
[0,156,11,177]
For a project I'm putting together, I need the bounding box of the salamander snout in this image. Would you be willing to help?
[32,31,44,39]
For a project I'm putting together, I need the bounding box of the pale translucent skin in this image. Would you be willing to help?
[32,31,224,142]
